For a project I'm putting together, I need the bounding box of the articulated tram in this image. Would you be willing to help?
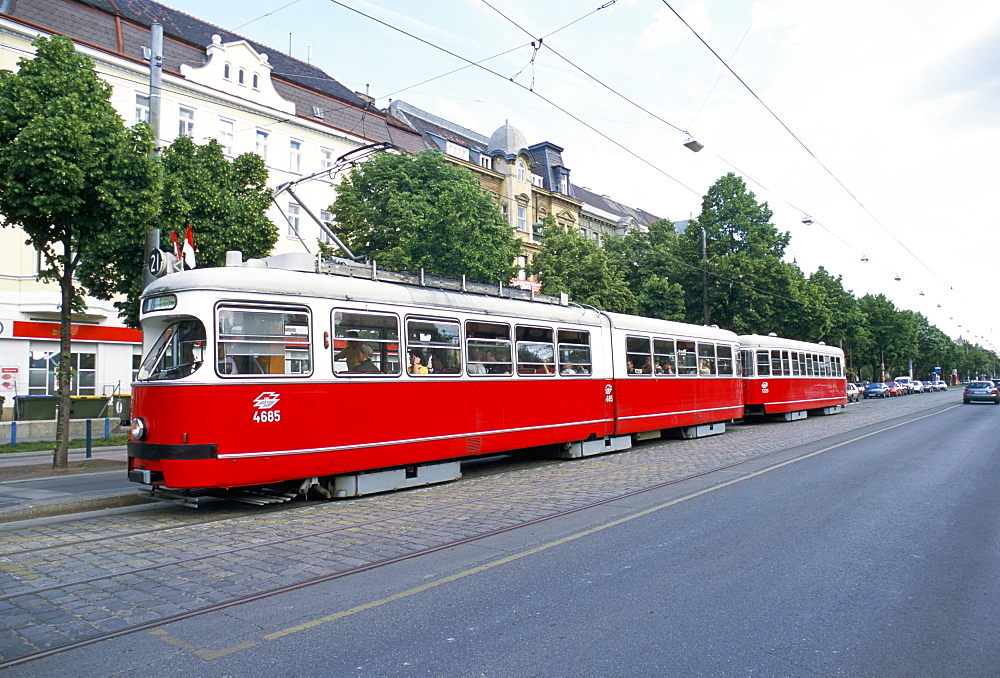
[127,253,844,502]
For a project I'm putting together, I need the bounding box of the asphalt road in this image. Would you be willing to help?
[5,394,997,675]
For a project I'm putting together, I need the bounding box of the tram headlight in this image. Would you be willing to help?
[130,417,148,441]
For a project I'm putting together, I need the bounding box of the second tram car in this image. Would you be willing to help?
[127,254,745,500]
[739,334,848,420]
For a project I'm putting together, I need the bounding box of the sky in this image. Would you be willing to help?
[161,0,1000,354]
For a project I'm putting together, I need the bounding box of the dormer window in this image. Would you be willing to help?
[517,161,526,182]
[223,63,232,80]
[238,68,246,85]
[252,73,260,89]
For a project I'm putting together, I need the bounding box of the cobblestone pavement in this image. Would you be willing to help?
[0,391,960,664]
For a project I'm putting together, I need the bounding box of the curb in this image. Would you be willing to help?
[0,490,155,524]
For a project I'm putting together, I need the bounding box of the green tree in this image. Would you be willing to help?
[85,135,277,327]
[807,267,871,379]
[673,173,792,332]
[531,216,636,313]
[331,150,519,282]
[0,35,161,469]
[603,219,685,320]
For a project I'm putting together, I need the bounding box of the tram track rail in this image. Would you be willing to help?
[0,394,960,669]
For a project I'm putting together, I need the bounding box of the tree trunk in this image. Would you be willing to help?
[53,261,74,470]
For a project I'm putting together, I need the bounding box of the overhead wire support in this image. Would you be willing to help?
[327,0,700,195]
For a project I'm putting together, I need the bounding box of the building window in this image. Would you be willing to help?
[517,205,527,232]
[445,141,469,161]
[218,118,235,156]
[479,154,491,169]
[135,93,150,124]
[28,349,96,396]
[287,203,301,237]
[319,210,334,243]
[289,139,302,174]
[531,174,544,187]
[223,63,232,80]
[178,106,195,138]
[238,68,246,85]
[517,255,527,280]
[252,73,260,89]
[255,129,269,162]
[517,161,526,182]
[320,147,335,171]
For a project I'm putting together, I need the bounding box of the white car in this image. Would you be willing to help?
[846,383,861,402]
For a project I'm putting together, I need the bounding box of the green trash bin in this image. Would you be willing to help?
[69,395,110,419]
[14,395,59,420]
[112,393,132,424]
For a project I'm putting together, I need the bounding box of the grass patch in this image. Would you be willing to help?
[1,434,128,454]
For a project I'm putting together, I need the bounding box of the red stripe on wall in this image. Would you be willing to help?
[13,320,142,344]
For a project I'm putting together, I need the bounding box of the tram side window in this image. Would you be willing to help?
[407,317,461,376]
[822,355,831,377]
[834,356,842,377]
[516,326,555,375]
[677,340,698,375]
[218,306,311,376]
[626,336,652,374]
[138,319,206,381]
[717,345,734,376]
[770,350,783,376]
[558,329,591,375]
[466,321,512,375]
[782,351,792,376]
[812,354,820,376]
[741,349,754,377]
[698,343,716,375]
[791,352,801,376]
[755,350,770,377]
[654,338,676,376]
[333,311,399,375]
[465,320,513,376]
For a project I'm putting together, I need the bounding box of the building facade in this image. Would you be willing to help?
[0,0,421,417]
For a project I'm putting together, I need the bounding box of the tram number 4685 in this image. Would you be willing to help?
[252,392,282,423]
[254,409,281,423]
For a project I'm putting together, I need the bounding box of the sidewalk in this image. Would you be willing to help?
[0,446,152,523]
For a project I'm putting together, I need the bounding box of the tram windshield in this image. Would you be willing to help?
[137,319,206,381]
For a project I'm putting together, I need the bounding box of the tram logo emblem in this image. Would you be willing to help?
[253,392,281,409]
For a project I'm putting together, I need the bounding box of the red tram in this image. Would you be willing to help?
[738,334,848,420]
[127,254,746,500]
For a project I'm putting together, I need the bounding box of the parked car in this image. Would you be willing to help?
[964,381,1000,405]
[894,376,914,394]
[846,383,861,402]
[909,380,924,394]
[864,382,890,398]
[930,380,948,391]
[885,382,902,397]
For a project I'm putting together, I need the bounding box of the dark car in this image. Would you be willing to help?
[864,382,889,398]
[964,381,1000,405]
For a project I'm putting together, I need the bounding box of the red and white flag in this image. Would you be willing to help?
[170,230,181,261]
[181,224,196,269]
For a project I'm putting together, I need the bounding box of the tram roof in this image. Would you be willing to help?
[738,334,844,355]
[143,265,603,326]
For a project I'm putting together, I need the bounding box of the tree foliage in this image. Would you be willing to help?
[0,35,160,467]
[530,216,636,313]
[603,219,685,320]
[86,135,276,327]
[331,150,519,282]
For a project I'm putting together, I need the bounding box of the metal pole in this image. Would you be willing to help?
[701,227,709,325]
[85,419,92,459]
[143,24,164,290]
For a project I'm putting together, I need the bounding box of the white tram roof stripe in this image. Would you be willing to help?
[144,266,602,327]
[738,334,845,355]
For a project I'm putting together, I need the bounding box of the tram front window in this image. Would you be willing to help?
[138,319,206,381]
